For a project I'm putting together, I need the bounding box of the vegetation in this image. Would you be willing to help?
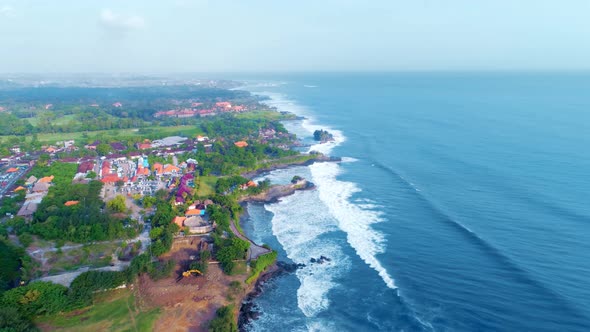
[246,251,278,285]
[313,129,334,142]
[209,305,237,332]
[34,289,160,332]
[0,240,26,291]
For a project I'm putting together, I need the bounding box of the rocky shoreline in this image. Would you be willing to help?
[241,154,341,179]
[238,261,306,331]
[239,179,316,204]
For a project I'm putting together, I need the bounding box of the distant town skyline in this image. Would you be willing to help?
[1,0,589,73]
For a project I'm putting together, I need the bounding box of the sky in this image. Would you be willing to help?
[0,0,589,73]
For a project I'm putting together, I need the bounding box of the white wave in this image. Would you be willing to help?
[265,189,349,317]
[304,85,318,88]
[251,88,396,311]
[340,156,359,163]
[309,162,397,290]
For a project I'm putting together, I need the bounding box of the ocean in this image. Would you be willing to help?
[236,73,590,331]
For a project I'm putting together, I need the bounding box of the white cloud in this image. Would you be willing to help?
[99,9,145,32]
[0,5,15,18]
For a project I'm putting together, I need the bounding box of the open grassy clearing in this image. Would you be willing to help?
[0,125,205,144]
[36,289,160,332]
[196,175,218,197]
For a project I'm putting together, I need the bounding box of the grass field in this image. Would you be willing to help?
[0,125,205,144]
[44,242,121,275]
[197,176,218,197]
[35,289,160,332]
[235,109,297,121]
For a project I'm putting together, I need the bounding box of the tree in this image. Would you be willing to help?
[96,143,111,156]
[107,195,127,213]
[209,305,237,332]
[87,171,97,179]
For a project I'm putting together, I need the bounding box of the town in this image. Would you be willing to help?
[0,84,322,331]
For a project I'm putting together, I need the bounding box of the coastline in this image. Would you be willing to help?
[241,154,341,180]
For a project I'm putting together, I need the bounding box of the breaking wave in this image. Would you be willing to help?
[261,91,397,291]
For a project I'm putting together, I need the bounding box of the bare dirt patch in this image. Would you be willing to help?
[136,237,252,332]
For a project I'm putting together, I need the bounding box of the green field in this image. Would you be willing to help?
[235,109,297,121]
[0,125,205,144]
[35,289,160,332]
[197,176,218,197]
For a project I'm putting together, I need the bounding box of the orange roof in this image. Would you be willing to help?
[14,186,26,192]
[234,141,248,148]
[137,168,149,176]
[38,175,54,183]
[163,165,180,173]
[247,181,257,187]
[64,200,79,206]
[153,163,164,174]
[172,216,186,228]
[46,147,57,153]
[6,167,18,173]
[185,209,203,216]
[101,174,120,183]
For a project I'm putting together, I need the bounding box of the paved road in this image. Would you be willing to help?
[230,220,271,261]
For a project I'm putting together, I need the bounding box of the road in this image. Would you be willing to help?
[230,220,271,261]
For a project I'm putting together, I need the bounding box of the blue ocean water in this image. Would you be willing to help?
[238,73,590,331]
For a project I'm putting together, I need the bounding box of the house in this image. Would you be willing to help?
[234,141,248,148]
[101,161,111,176]
[110,142,126,152]
[113,102,123,107]
[32,182,50,193]
[17,202,38,217]
[137,143,152,150]
[45,104,53,110]
[63,140,75,148]
[77,161,94,174]
[38,175,54,183]
[86,140,101,150]
[64,201,79,206]
[101,174,120,183]
[153,163,163,175]
[6,167,18,173]
[136,167,150,177]
[186,209,205,216]
[46,146,58,154]
[191,102,203,107]
[215,102,232,109]
[13,186,26,192]
[25,176,37,186]
[162,164,180,175]
[172,216,186,228]
[10,146,20,154]
[196,135,209,142]
[184,216,213,234]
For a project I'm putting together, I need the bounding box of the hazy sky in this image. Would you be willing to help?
[1,0,589,73]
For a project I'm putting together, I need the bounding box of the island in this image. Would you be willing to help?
[0,79,338,332]
[313,129,334,143]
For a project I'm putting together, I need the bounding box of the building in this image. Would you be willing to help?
[38,175,54,183]
[234,141,248,148]
[186,209,205,216]
[64,201,79,206]
[172,216,186,228]
[25,176,37,186]
[183,216,213,234]
[32,182,50,193]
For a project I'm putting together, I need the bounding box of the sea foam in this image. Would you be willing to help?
[255,90,397,321]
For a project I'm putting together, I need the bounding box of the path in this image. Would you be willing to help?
[230,220,271,261]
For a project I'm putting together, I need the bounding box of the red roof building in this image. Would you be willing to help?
[234,141,248,148]
[64,200,79,206]
[101,174,120,183]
